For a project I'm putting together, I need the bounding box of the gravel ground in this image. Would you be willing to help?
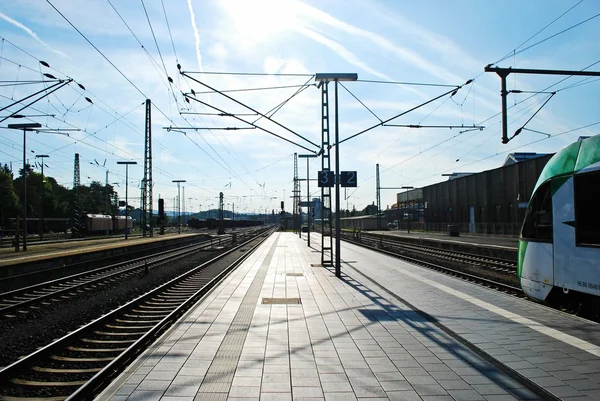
[0,247,223,367]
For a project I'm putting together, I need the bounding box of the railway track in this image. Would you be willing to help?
[0,235,232,318]
[340,231,522,294]
[0,227,275,400]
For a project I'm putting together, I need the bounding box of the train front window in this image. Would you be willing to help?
[521,180,553,242]
[574,171,600,246]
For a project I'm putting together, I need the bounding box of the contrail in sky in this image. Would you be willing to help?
[0,12,69,59]
[186,0,203,71]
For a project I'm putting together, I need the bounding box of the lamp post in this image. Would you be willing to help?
[315,73,358,278]
[401,186,414,233]
[299,154,317,247]
[8,122,41,251]
[117,161,137,239]
[35,154,49,240]
[172,180,186,233]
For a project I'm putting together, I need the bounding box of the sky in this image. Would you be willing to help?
[1,0,599,215]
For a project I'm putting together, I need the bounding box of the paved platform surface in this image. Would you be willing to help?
[98,232,600,401]
[372,230,518,250]
[0,232,198,267]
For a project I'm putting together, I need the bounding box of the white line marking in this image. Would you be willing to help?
[399,268,600,357]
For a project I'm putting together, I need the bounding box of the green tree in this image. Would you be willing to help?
[0,164,20,227]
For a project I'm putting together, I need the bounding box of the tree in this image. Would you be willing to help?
[0,165,20,227]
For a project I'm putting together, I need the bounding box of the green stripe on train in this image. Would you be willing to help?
[517,240,528,278]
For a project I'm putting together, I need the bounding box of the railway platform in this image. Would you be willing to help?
[0,233,204,267]
[368,230,518,260]
[373,230,518,249]
[98,232,600,401]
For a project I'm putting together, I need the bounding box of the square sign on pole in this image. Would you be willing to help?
[340,171,357,187]
[318,170,335,187]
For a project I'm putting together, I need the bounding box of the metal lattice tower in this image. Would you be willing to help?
[293,152,299,233]
[320,82,333,266]
[73,153,80,188]
[72,153,81,237]
[376,163,381,230]
[217,192,225,235]
[142,99,153,237]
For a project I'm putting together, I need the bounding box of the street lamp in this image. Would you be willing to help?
[35,154,49,240]
[117,161,137,239]
[299,154,317,247]
[7,122,41,251]
[401,186,414,233]
[172,180,186,234]
[315,73,358,278]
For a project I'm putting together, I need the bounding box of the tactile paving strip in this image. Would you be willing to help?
[197,235,280,397]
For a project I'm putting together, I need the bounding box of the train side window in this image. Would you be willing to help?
[574,171,600,246]
[521,180,553,242]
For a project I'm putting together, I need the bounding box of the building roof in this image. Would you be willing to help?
[503,152,550,166]
[444,172,475,180]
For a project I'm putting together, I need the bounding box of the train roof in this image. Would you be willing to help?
[84,214,112,218]
[533,134,600,193]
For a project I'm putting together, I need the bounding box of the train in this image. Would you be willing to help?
[79,213,133,236]
[186,217,264,230]
[518,134,600,317]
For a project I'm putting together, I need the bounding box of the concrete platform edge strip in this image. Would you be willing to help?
[343,261,563,401]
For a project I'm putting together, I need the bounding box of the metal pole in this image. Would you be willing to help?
[500,74,508,144]
[40,161,44,241]
[307,158,311,247]
[22,129,27,251]
[125,165,129,240]
[334,80,341,278]
[177,182,181,234]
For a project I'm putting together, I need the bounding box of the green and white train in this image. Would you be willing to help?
[518,134,600,316]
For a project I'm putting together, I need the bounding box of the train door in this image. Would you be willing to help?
[553,170,600,297]
[519,180,554,301]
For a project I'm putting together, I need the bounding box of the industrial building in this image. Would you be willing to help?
[391,152,553,235]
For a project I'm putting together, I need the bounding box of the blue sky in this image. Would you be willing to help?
[1,0,599,215]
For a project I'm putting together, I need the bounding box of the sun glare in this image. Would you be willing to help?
[221,0,298,43]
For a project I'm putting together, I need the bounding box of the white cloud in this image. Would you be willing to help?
[0,11,69,59]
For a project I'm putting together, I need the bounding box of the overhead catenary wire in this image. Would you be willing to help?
[182,71,315,77]
[182,69,320,149]
[183,93,317,154]
[356,79,458,88]
[339,81,382,123]
[492,0,584,66]
[47,0,253,189]
[337,80,472,146]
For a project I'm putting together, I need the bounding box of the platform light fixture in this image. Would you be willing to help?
[7,122,42,251]
[117,161,137,240]
[315,73,358,278]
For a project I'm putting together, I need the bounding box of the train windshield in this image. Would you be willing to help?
[575,171,600,246]
[521,180,553,242]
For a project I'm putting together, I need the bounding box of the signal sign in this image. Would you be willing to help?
[318,170,335,187]
[340,171,357,187]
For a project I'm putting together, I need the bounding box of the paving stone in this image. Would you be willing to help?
[260,393,292,401]
[386,390,423,401]
[292,386,324,398]
[321,381,353,393]
[351,385,387,398]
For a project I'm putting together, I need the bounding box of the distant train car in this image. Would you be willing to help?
[112,215,133,233]
[81,214,113,235]
[518,134,600,316]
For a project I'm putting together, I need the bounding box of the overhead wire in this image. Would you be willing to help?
[492,0,584,66]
